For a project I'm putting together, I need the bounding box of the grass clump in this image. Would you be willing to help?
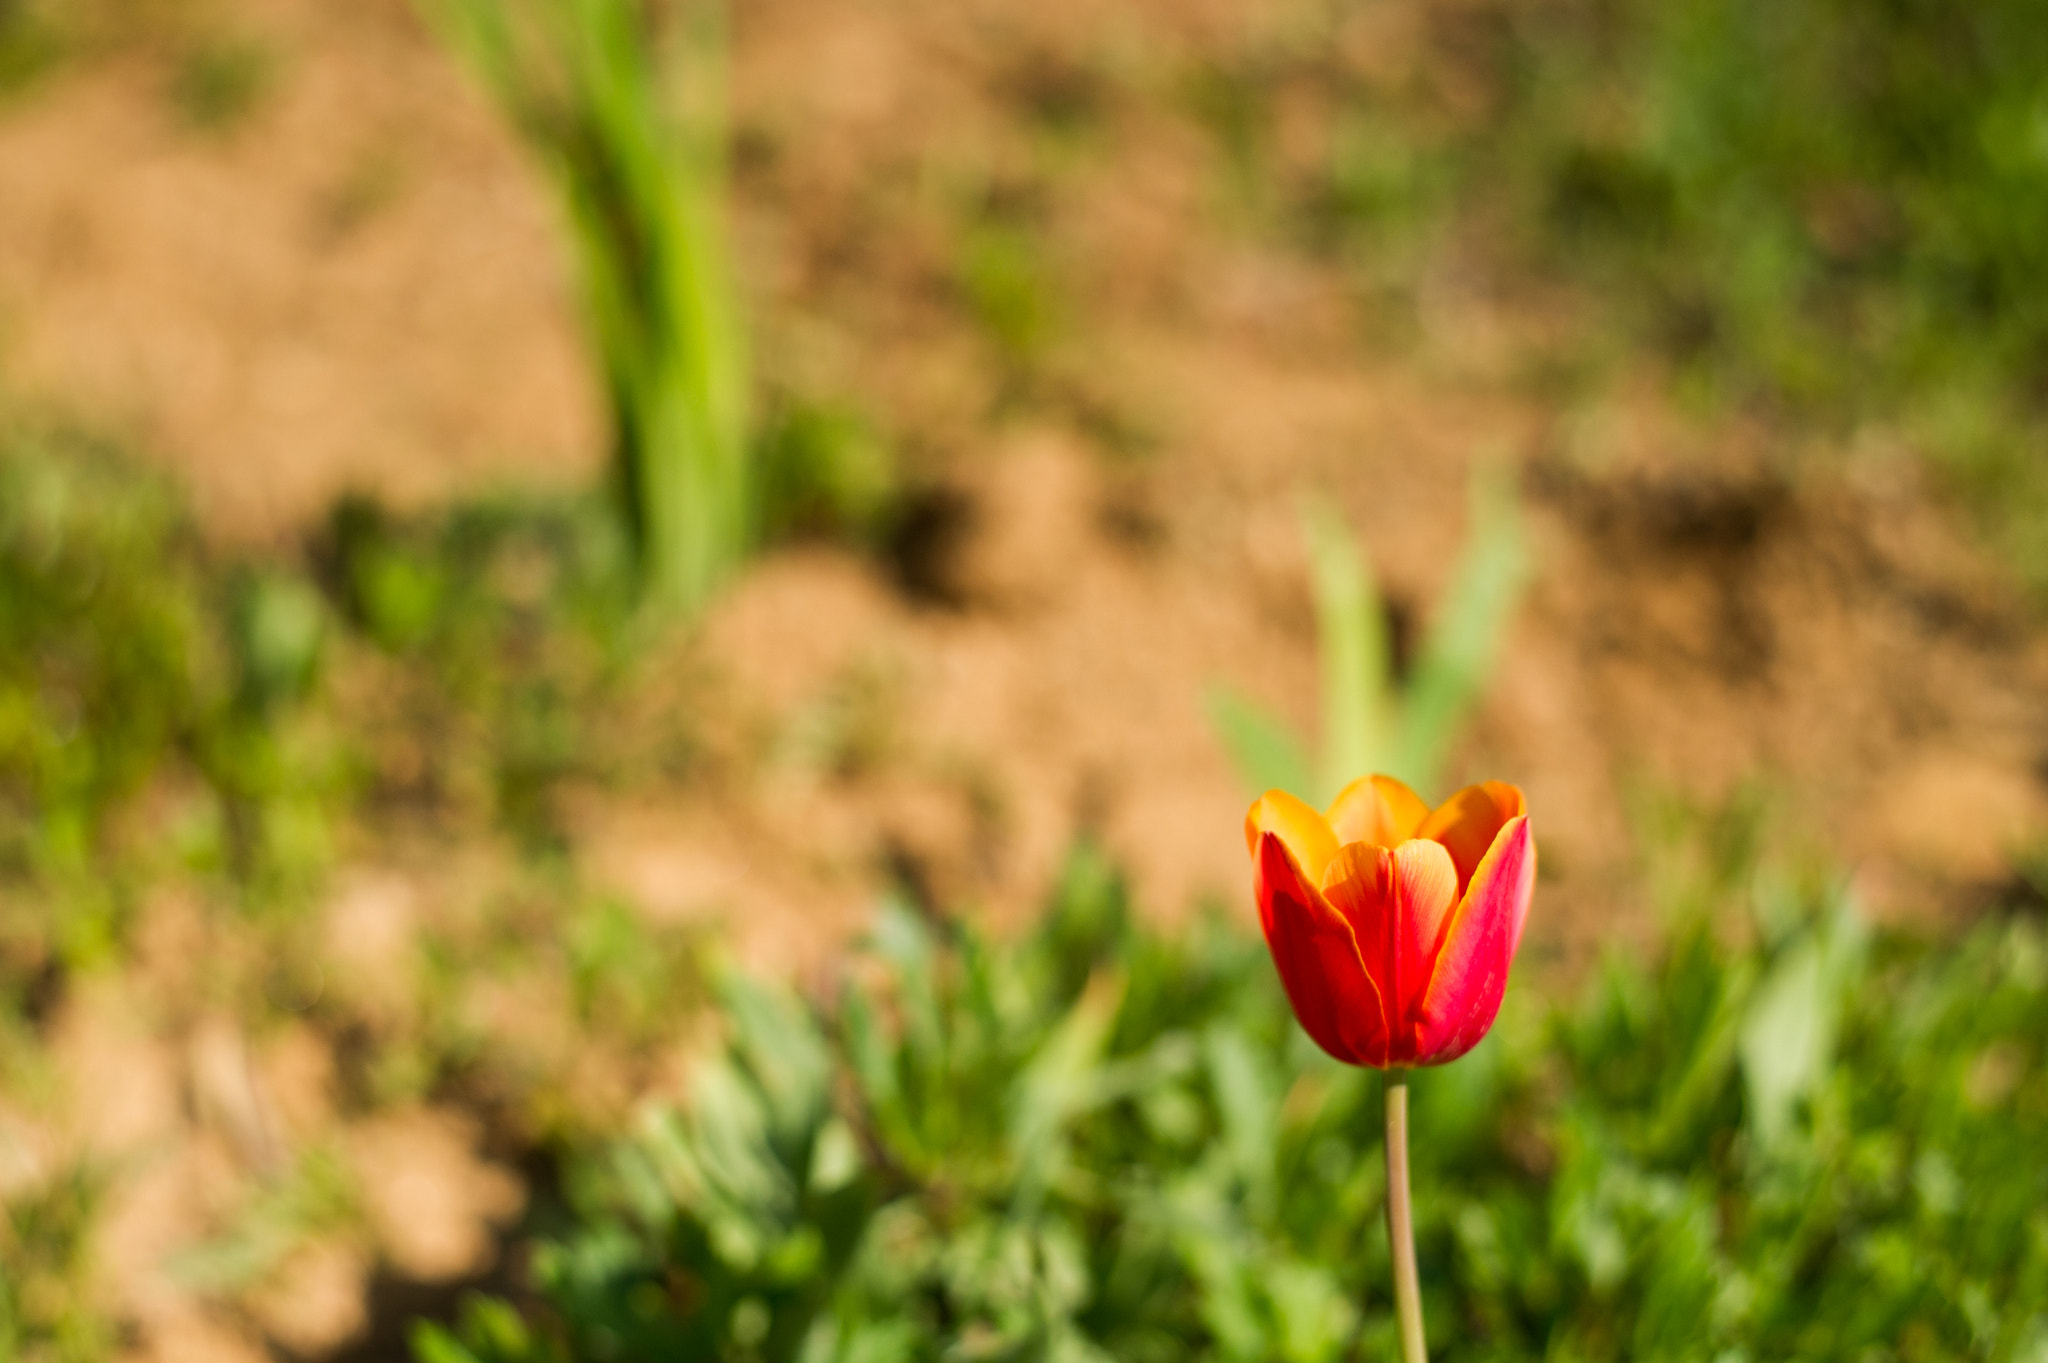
[0,420,661,984]
[0,0,66,98]
[167,28,277,132]
[414,808,2048,1361]
[0,427,711,1353]
[0,432,217,861]
[0,1167,112,1363]
[320,490,649,852]
[1199,0,2048,595]
[424,0,752,618]
[1536,0,2048,586]
[1209,470,1527,805]
[425,0,896,616]
[1481,0,2048,587]
[0,427,263,962]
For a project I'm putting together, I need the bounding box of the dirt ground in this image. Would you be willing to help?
[3,0,2046,1357]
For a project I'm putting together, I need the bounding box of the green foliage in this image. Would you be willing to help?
[426,0,752,616]
[0,427,303,958]
[0,430,218,871]
[322,490,642,851]
[1210,469,1527,805]
[956,208,1061,384]
[753,400,897,546]
[1301,499,1388,800]
[0,0,65,97]
[0,426,651,982]
[169,1147,363,1296]
[1238,0,2048,592]
[1496,0,2048,417]
[0,1165,113,1362]
[1203,689,1313,807]
[1393,472,1525,792]
[412,818,2048,1361]
[167,28,277,132]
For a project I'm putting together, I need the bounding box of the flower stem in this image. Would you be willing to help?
[1384,1068,1427,1363]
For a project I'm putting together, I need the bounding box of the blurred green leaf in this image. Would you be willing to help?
[1738,890,1866,1149]
[1205,685,1313,801]
[1302,498,1389,802]
[233,569,326,711]
[1395,466,1527,796]
[425,0,754,616]
[1207,472,1525,805]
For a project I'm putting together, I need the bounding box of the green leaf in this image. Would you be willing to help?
[722,972,833,1150]
[1395,463,1527,794]
[1738,893,1867,1149]
[1009,967,1125,1214]
[1205,684,1314,799]
[422,0,753,616]
[1301,498,1391,801]
[1203,1024,1278,1204]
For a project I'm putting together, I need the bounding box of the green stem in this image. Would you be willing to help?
[1385,1068,1427,1363]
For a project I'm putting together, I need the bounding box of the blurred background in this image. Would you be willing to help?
[1,0,2045,1359]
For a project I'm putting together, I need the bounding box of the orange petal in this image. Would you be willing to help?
[1320,838,1458,1063]
[1415,781,1526,893]
[1324,774,1432,849]
[1244,789,1341,884]
[1254,832,1388,1067]
[1412,815,1536,1066]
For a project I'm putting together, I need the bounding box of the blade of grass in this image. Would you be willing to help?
[1394,464,1526,795]
[1206,684,1314,800]
[1301,498,1391,804]
[425,0,750,617]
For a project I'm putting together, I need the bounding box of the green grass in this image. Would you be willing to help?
[167,28,277,132]
[0,1165,112,1363]
[425,0,755,618]
[1208,469,1527,806]
[1200,0,2048,597]
[320,489,647,853]
[413,800,2048,1361]
[424,0,899,615]
[0,426,711,1351]
[0,0,66,98]
[0,420,654,975]
[0,426,246,962]
[1483,0,2048,569]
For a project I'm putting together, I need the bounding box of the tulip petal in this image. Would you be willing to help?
[1415,781,1527,894]
[1412,815,1535,1066]
[1245,790,1341,884]
[1324,774,1431,849]
[1321,839,1458,1060]
[1256,832,1388,1066]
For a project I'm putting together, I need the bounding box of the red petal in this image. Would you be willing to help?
[1255,832,1388,1067]
[1321,839,1457,1065]
[1412,815,1536,1065]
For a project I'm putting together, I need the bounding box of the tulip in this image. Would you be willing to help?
[1244,773,1535,1363]
[1245,774,1535,1069]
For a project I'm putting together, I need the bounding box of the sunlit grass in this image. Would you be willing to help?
[0,1165,112,1362]
[1209,467,1527,806]
[416,803,2048,1361]
[425,0,752,618]
[1193,0,2048,598]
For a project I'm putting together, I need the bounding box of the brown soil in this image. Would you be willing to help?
[3,0,2046,1356]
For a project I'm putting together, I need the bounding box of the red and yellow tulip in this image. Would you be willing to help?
[1245,775,1536,1069]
